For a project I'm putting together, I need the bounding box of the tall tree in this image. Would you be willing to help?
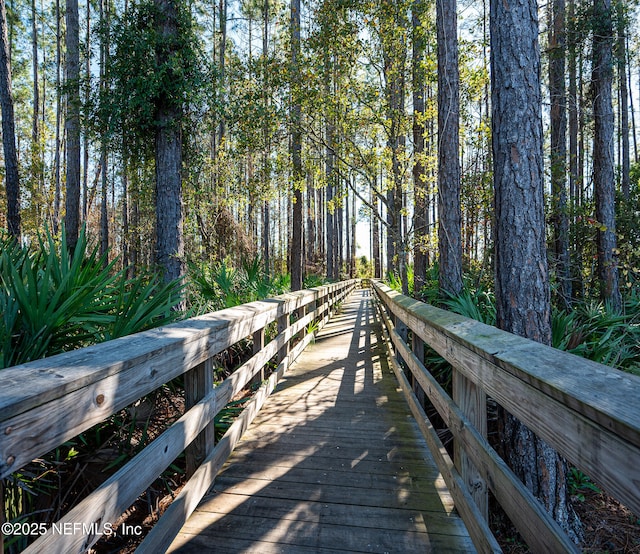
[380,0,409,292]
[491,0,581,540]
[592,0,622,311]
[0,0,20,238]
[65,0,81,251]
[615,0,630,199]
[549,0,571,306]
[437,0,462,297]
[154,0,185,287]
[412,0,429,296]
[53,0,62,233]
[290,0,303,290]
[99,0,110,262]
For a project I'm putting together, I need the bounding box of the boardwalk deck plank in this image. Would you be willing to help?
[169,289,474,553]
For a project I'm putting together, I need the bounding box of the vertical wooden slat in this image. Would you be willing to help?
[184,358,215,479]
[412,333,427,407]
[453,369,488,520]
[277,312,289,366]
[251,327,266,387]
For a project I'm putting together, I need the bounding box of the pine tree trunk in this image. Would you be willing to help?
[290,0,303,290]
[154,0,184,291]
[592,0,622,311]
[65,0,81,251]
[549,0,571,307]
[0,0,20,238]
[372,185,381,278]
[616,1,630,199]
[437,0,462,297]
[490,0,581,541]
[53,0,61,234]
[30,0,40,178]
[412,0,428,296]
[567,0,581,297]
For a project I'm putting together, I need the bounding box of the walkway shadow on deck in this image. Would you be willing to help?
[169,290,473,553]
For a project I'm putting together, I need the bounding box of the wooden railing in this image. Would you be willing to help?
[372,280,640,553]
[0,280,357,553]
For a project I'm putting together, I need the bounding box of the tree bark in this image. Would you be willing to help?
[154,0,185,291]
[65,0,81,251]
[490,0,581,541]
[615,1,630,199]
[592,0,622,311]
[412,0,428,296]
[30,0,39,156]
[53,0,61,234]
[372,185,381,278]
[437,0,462,297]
[380,0,408,292]
[290,0,303,290]
[0,0,20,238]
[549,0,571,307]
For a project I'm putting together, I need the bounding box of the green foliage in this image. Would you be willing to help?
[95,0,210,159]
[356,256,373,279]
[568,467,602,502]
[304,274,328,288]
[189,256,290,310]
[616,169,640,292]
[386,270,403,293]
[442,287,496,326]
[0,227,183,370]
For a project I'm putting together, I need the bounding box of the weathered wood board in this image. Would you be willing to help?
[168,290,474,553]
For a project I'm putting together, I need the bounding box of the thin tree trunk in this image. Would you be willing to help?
[593,0,622,311]
[262,0,270,275]
[290,0,303,290]
[99,0,108,261]
[491,0,582,540]
[616,1,630,199]
[372,185,381,278]
[381,0,407,291]
[31,0,39,164]
[412,0,428,296]
[437,0,463,297]
[628,35,638,163]
[549,0,571,307]
[217,0,226,147]
[53,0,61,233]
[350,186,356,277]
[82,0,90,221]
[0,0,20,238]
[65,0,81,251]
[567,0,582,299]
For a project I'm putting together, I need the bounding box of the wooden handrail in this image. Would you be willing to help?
[0,279,357,553]
[372,280,640,553]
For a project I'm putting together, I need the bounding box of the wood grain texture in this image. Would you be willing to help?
[378,297,579,553]
[373,280,640,544]
[166,290,473,553]
[0,282,355,479]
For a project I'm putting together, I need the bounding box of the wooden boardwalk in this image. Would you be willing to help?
[168,289,474,553]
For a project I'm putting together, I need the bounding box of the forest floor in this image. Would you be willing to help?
[493,488,640,553]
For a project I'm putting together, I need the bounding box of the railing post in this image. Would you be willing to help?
[277,308,289,367]
[453,369,488,520]
[184,358,215,479]
[251,327,265,386]
[411,333,427,407]
[395,314,408,367]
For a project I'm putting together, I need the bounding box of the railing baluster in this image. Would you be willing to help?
[252,327,266,387]
[184,358,215,479]
[277,310,289,366]
[452,369,488,519]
